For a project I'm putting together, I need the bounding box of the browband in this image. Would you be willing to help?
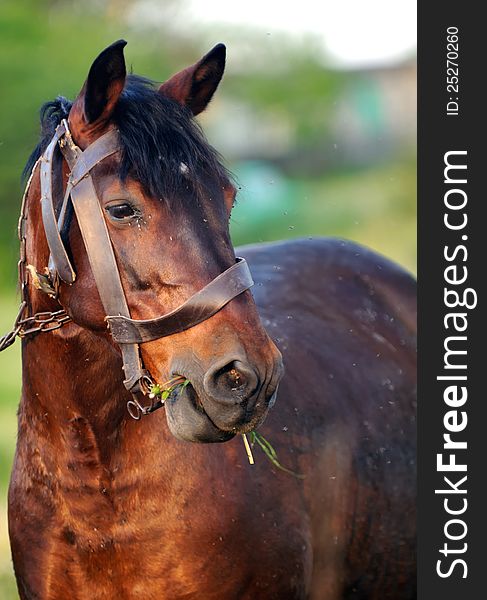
[39,119,254,414]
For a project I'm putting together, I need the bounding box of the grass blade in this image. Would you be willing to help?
[244,431,305,479]
[242,433,255,465]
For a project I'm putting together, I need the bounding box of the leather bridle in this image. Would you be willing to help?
[1,119,254,419]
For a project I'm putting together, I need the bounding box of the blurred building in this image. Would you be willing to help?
[204,57,416,175]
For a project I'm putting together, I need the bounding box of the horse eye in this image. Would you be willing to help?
[106,203,138,222]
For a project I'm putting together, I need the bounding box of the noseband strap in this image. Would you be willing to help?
[39,119,254,407]
[107,258,253,344]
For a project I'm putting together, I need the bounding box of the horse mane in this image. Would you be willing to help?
[24,74,231,199]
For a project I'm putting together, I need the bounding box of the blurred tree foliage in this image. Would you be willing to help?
[0,0,346,290]
[224,41,341,144]
[0,0,170,288]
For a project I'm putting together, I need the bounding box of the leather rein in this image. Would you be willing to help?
[0,119,254,419]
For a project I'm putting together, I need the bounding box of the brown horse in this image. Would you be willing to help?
[7,41,416,599]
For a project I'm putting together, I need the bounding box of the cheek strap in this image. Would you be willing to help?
[42,121,149,393]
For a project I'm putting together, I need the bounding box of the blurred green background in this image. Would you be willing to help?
[0,0,416,595]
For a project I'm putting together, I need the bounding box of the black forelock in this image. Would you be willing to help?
[23,96,72,180]
[23,74,231,198]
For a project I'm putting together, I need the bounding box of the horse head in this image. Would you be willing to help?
[26,40,283,443]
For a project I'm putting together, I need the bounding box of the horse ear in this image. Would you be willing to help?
[70,40,127,138]
[159,44,226,116]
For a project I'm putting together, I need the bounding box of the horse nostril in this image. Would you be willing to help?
[203,360,259,404]
[220,363,247,390]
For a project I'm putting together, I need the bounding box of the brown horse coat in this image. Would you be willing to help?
[9,238,416,600]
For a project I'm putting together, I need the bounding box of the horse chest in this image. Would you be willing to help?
[10,458,311,600]
[99,488,309,598]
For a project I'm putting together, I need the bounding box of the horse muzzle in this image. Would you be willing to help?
[165,353,284,443]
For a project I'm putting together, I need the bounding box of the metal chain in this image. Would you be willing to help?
[0,158,71,353]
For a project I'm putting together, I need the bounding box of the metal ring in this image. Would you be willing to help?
[140,373,154,395]
[126,399,142,420]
